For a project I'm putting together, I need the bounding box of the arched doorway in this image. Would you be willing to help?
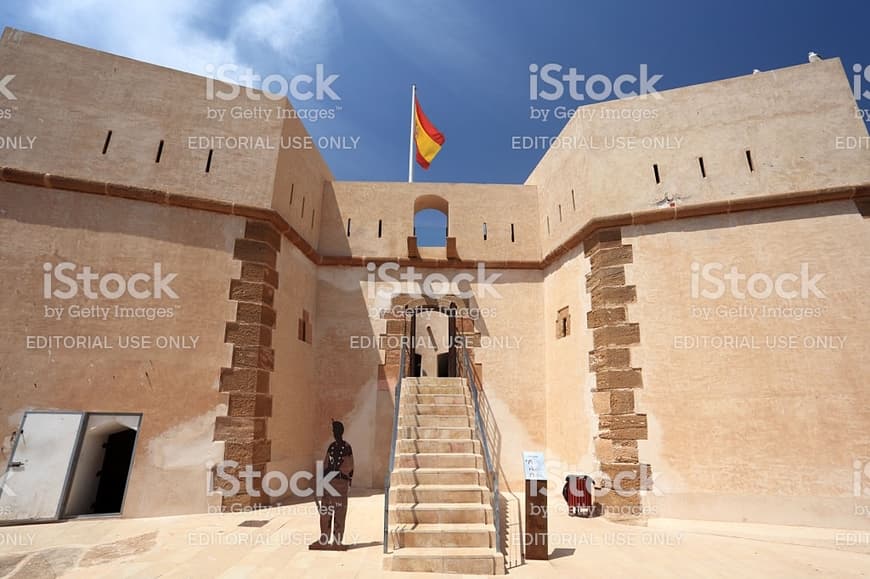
[378,294,481,387]
[409,309,457,377]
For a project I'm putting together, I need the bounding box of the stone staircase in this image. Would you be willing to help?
[384,377,504,575]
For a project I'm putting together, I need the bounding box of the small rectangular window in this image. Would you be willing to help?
[510,223,515,243]
[205,149,213,173]
[483,222,487,241]
[299,310,312,343]
[301,197,305,218]
[571,189,576,211]
[556,306,570,339]
[698,157,706,178]
[155,140,164,163]
[653,164,661,184]
[347,218,351,237]
[745,150,754,172]
[102,130,112,155]
[289,183,295,205]
[546,216,550,235]
[558,204,563,222]
[378,219,383,238]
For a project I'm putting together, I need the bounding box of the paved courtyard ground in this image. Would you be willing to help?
[1,490,868,578]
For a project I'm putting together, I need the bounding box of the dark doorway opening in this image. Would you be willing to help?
[63,414,141,518]
[408,309,458,377]
[92,429,136,514]
[437,353,450,377]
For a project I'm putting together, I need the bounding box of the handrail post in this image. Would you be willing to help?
[460,344,501,557]
[383,338,408,554]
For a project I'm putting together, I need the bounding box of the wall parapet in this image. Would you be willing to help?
[1,165,867,271]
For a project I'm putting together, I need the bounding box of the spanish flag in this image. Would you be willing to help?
[414,95,445,170]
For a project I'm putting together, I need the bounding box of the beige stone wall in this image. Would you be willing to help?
[2,27,868,530]
[271,119,331,251]
[267,238,320,499]
[624,201,870,529]
[0,182,242,517]
[528,59,870,256]
[542,246,597,489]
[0,28,330,250]
[319,181,541,262]
[312,267,546,491]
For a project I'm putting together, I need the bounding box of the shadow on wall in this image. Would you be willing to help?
[0,183,239,252]
[458,346,526,565]
[314,185,386,489]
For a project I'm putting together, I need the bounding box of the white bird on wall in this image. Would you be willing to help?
[808,51,822,63]
[652,192,689,208]
[752,69,762,75]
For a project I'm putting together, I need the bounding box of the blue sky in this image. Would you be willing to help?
[1,0,868,185]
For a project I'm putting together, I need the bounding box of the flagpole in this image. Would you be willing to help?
[408,84,416,183]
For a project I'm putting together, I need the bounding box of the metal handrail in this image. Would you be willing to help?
[383,341,408,554]
[458,343,502,555]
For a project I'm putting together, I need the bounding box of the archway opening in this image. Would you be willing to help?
[413,195,449,248]
[414,209,448,247]
[409,309,456,377]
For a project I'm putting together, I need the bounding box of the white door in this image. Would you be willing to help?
[0,411,85,523]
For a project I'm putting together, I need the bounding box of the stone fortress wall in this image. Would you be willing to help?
[0,28,868,528]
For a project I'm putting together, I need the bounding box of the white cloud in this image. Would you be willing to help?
[24,0,339,80]
[235,0,339,65]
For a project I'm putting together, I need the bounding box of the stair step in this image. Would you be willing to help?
[400,394,469,405]
[401,384,466,396]
[404,377,466,385]
[386,547,505,574]
[389,523,495,548]
[399,415,472,428]
[395,452,483,469]
[389,503,493,525]
[390,484,490,504]
[396,438,480,454]
[398,426,474,440]
[400,403,471,416]
[391,467,486,486]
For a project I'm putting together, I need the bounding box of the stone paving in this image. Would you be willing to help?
[0,491,868,578]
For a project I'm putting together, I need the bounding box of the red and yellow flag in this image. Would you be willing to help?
[414,96,445,169]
